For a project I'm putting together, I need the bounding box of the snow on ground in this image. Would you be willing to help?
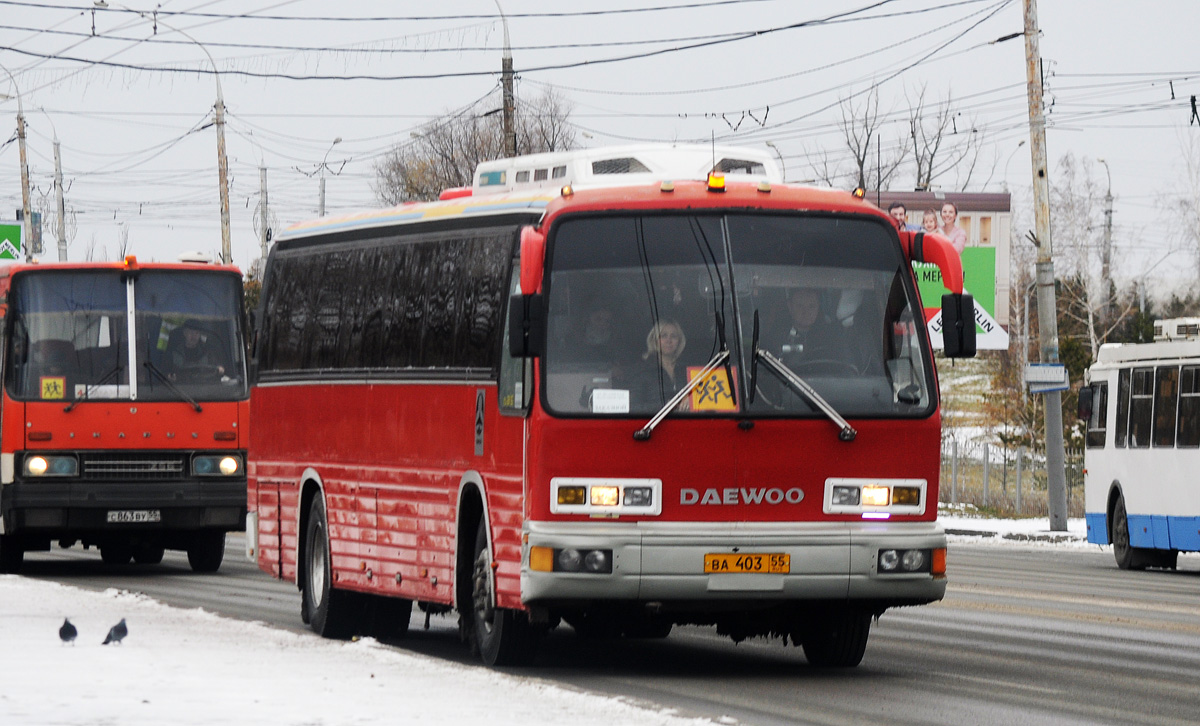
[0,576,718,726]
[0,516,1105,726]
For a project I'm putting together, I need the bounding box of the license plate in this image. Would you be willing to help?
[704,553,790,574]
[106,509,162,524]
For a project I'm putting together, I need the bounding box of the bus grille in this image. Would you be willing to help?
[80,454,187,480]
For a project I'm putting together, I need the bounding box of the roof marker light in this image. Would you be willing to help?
[757,181,772,193]
[123,255,139,269]
[707,172,726,192]
[852,187,866,199]
[561,185,574,197]
[660,181,675,192]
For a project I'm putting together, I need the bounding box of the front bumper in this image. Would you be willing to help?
[1,479,246,535]
[521,519,946,606]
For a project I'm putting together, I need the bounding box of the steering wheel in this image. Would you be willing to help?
[174,364,223,384]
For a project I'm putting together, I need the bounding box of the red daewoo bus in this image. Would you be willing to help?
[0,258,249,573]
[248,145,974,666]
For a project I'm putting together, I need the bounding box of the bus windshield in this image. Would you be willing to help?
[5,270,246,403]
[543,213,932,418]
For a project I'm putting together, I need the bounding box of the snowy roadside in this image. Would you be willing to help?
[0,576,722,726]
[939,504,1094,548]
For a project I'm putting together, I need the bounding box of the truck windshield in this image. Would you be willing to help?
[5,270,246,403]
[543,213,932,418]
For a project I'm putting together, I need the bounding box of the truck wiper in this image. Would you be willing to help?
[753,348,857,442]
[633,349,729,441]
[63,364,121,412]
[144,360,203,412]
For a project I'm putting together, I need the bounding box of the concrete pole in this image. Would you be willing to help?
[1016,445,1024,513]
[259,166,268,268]
[54,139,66,261]
[214,95,231,265]
[1098,158,1113,334]
[318,176,326,218]
[2,62,32,261]
[1024,0,1069,531]
[495,1,516,158]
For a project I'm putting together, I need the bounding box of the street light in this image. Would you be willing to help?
[1002,140,1026,191]
[318,137,342,217]
[94,1,231,264]
[0,61,32,262]
[765,141,786,181]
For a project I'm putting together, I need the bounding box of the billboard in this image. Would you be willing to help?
[0,221,22,260]
[874,191,1012,351]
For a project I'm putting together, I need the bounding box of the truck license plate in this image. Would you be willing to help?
[107,509,161,524]
[704,553,790,574]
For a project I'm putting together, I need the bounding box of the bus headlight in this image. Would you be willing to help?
[193,453,243,477]
[878,548,933,575]
[831,485,861,506]
[590,486,619,506]
[861,485,890,507]
[23,454,79,477]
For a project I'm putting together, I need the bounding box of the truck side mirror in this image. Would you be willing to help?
[941,293,977,358]
[508,293,545,358]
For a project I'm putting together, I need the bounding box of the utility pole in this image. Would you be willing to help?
[1098,158,1113,333]
[259,166,269,270]
[1024,0,1068,532]
[495,1,516,158]
[2,62,32,261]
[215,94,231,265]
[50,130,67,261]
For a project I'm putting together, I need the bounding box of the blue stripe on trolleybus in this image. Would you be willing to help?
[1089,512,1200,551]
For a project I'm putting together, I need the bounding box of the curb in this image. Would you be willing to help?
[944,528,1086,544]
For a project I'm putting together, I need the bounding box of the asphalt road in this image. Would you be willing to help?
[20,537,1200,726]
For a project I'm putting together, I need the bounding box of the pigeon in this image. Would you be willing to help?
[59,618,77,645]
[102,618,127,645]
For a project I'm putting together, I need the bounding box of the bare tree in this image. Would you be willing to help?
[1169,131,1200,289]
[835,88,907,191]
[908,86,985,192]
[373,88,577,205]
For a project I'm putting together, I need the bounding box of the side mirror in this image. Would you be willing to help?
[519,227,546,295]
[508,293,545,358]
[1077,386,1094,422]
[941,293,976,358]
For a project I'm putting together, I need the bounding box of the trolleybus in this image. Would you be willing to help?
[0,257,249,573]
[248,145,975,666]
[1081,317,1200,569]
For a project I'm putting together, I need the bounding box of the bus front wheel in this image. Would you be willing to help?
[187,531,226,573]
[1111,494,1165,570]
[303,498,357,639]
[0,534,23,574]
[470,519,536,666]
[800,609,871,668]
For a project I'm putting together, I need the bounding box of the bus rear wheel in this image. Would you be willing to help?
[799,609,871,668]
[1112,494,1155,571]
[303,498,357,639]
[470,519,536,666]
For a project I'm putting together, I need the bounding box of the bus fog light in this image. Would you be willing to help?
[623,487,653,507]
[557,548,583,571]
[892,486,921,506]
[590,486,619,506]
[862,485,890,507]
[557,486,585,505]
[583,550,611,573]
[901,549,927,571]
[832,485,860,505]
[878,549,900,571]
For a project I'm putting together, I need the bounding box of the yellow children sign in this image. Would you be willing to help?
[688,366,738,412]
[40,376,66,399]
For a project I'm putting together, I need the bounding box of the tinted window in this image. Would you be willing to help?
[1179,366,1200,447]
[1154,366,1179,447]
[1115,368,1130,448]
[1086,382,1108,448]
[1129,368,1153,448]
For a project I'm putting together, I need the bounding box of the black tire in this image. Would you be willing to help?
[365,595,413,639]
[0,534,23,574]
[622,615,673,639]
[133,543,165,565]
[470,519,536,666]
[800,609,871,668]
[101,542,133,566]
[187,531,226,573]
[303,498,358,639]
[1111,494,1152,571]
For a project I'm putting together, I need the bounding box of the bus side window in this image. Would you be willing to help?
[1179,366,1200,447]
[1129,368,1153,448]
[1115,368,1131,448]
[1085,382,1108,448]
[1153,366,1179,447]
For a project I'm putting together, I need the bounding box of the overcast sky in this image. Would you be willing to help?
[1,0,1198,286]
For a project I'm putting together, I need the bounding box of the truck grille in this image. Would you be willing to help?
[80,453,187,480]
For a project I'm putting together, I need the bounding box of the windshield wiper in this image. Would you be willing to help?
[634,349,729,441]
[63,364,121,412]
[144,360,203,412]
[753,347,857,442]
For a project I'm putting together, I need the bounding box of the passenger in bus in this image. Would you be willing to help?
[166,321,226,382]
[626,320,691,411]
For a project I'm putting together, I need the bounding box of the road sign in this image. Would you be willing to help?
[1025,363,1068,393]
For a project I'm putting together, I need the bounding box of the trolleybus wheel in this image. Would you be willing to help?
[101,542,133,566]
[1111,494,1151,571]
[470,519,536,666]
[800,609,871,668]
[133,543,165,565]
[303,498,357,639]
[187,531,226,573]
[0,534,23,574]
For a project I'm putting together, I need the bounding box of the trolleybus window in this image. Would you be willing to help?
[1179,366,1200,447]
[1129,367,1153,448]
[1153,366,1179,447]
[1086,381,1108,448]
[1115,368,1131,448]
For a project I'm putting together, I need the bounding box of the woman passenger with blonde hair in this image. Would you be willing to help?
[634,319,690,410]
